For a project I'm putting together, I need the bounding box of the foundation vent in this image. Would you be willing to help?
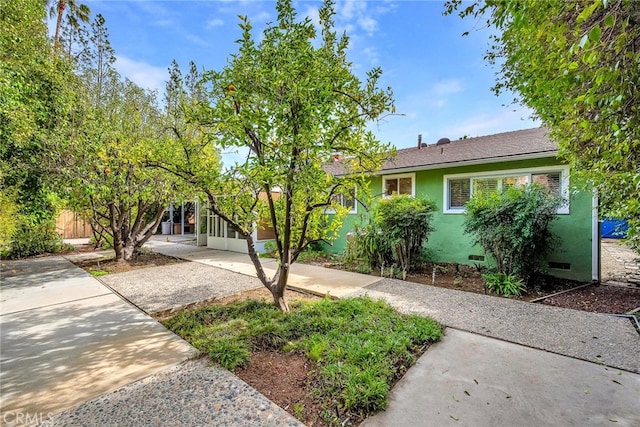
[548,262,571,270]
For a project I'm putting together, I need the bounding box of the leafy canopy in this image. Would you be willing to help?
[445,0,640,250]
[0,0,75,255]
[58,14,185,260]
[161,0,395,310]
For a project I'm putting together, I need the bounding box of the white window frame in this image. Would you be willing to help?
[325,188,357,214]
[443,165,570,215]
[382,173,416,197]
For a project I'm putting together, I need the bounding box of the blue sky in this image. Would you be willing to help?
[79,0,539,150]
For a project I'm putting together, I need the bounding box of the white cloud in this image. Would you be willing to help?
[303,5,320,27]
[341,0,358,20]
[337,1,379,36]
[433,79,463,96]
[362,46,380,65]
[115,56,168,94]
[358,15,378,35]
[250,11,271,23]
[207,18,225,29]
[185,33,209,47]
[441,107,540,139]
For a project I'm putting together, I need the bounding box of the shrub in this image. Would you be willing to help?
[4,219,65,259]
[375,195,437,277]
[263,240,278,258]
[346,196,437,278]
[464,184,562,286]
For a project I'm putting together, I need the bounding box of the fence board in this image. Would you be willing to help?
[55,210,92,239]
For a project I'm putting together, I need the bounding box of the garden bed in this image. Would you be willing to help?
[70,245,185,275]
[537,283,640,314]
[163,295,443,426]
[302,256,639,314]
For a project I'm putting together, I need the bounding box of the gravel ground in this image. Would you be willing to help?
[49,358,303,427]
[99,262,263,314]
[351,279,640,374]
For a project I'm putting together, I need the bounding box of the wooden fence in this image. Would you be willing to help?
[55,210,92,239]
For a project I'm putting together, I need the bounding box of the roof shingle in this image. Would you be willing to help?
[324,127,557,176]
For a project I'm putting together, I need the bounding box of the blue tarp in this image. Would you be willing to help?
[601,218,628,238]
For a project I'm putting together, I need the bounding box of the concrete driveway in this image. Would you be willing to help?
[0,256,196,425]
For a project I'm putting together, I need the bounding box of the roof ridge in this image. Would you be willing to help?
[394,127,547,152]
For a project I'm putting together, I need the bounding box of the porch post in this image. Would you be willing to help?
[181,203,185,236]
[169,203,174,235]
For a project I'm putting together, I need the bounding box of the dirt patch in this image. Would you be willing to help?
[236,350,326,427]
[60,243,107,254]
[73,250,185,275]
[153,287,320,321]
[540,283,640,314]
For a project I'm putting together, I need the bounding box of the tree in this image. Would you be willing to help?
[1,0,75,255]
[47,0,91,51]
[160,0,394,311]
[445,0,640,250]
[60,14,183,261]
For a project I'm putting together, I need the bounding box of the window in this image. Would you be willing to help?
[383,173,415,197]
[327,187,357,214]
[334,194,356,213]
[444,166,569,214]
[448,178,470,209]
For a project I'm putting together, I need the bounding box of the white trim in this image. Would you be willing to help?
[382,172,416,197]
[443,165,570,214]
[592,189,600,282]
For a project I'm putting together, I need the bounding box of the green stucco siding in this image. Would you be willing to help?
[325,157,594,282]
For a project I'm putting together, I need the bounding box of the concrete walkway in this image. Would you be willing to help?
[146,240,381,298]
[0,256,299,426]
[362,329,640,427]
[144,242,640,425]
[3,241,639,426]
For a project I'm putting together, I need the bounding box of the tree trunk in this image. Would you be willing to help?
[113,240,123,261]
[54,1,67,50]
[122,243,136,262]
[272,261,290,312]
[271,284,289,312]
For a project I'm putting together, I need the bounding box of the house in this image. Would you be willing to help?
[202,191,279,253]
[324,127,598,283]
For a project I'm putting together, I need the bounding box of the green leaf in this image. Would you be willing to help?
[577,2,598,23]
[589,25,602,43]
[604,14,614,27]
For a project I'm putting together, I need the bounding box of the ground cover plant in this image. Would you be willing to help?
[164,296,443,425]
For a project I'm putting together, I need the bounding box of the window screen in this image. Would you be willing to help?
[449,178,471,208]
[532,172,561,197]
